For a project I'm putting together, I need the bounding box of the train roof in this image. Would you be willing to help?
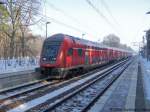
[46,34,64,42]
[47,33,132,53]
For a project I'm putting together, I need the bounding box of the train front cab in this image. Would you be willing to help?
[40,34,67,78]
[40,35,86,78]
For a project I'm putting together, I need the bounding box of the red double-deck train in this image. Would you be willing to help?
[40,33,132,78]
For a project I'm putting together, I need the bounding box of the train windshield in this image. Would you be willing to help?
[42,44,60,58]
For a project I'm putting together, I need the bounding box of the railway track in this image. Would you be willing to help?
[0,58,132,112]
[0,78,59,107]
[41,59,132,112]
[0,58,120,95]
[0,59,122,104]
[0,61,114,107]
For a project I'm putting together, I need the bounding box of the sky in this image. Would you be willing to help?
[30,0,150,51]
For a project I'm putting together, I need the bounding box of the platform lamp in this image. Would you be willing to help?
[0,2,4,4]
[146,11,150,61]
[0,1,15,4]
[46,22,51,38]
[146,11,150,14]
[82,33,85,39]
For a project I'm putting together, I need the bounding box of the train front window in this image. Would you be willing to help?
[43,44,59,58]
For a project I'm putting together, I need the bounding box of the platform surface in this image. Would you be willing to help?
[89,57,148,112]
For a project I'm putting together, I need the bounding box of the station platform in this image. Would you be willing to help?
[0,70,42,91]
[89,57,150,112]
[140,57,150,110]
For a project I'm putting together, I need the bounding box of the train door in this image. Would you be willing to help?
[77,48,83,65]
[85,51,89,64]
[99,50,102,63]
[66,48,73,67]
[72,48,77,66]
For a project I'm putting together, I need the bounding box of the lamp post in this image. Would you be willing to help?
[0,2,4,4]
[98,38,101,43]
[145,12,150,61]
[46,22,50,38]
[82,33,85,39]
[146,11,150,14]
[0,1,15,4]
[145,30,150,61]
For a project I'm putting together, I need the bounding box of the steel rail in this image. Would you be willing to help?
[41,59,131,112]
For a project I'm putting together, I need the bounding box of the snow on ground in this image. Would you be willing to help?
[140,57,150,101]
[0,57,39,74]
[8,61,125,112]
[8,68,104,112]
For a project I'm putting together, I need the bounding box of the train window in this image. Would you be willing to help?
[42,44,59,58]
[67,48,73,56]
[78,48,82,56]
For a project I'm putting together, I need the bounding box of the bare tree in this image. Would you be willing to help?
[103,34,120,47]
[18,0,41,57]
[102,33,133,51]
[0,0,41,58]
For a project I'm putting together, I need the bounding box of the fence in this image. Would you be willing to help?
[0,57,39,74]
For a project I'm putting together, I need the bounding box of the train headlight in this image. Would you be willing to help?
[52,58,56,61]
[42,58,46,61]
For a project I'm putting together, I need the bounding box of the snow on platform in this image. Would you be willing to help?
[7,61,122,112]
[140,57,150,108]
[89,58,139,112]
[0,57,39,75]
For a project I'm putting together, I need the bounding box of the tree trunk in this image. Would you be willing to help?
[9,31,15,58]
[21,31,25,57]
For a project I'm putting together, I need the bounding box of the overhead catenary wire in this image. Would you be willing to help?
[86,0,114,28]
[46,1,100,36]
[1,0,97,39]
[34,12,88,35]
[86,0,121,36]
[16,2,88,35]
[100,0,125,39]
[9,0,110,38]
[47,2,81,25]
[101,0,121,27]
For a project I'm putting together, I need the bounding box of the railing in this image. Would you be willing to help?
[0,57,39,74]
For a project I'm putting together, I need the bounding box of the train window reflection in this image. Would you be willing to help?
[78,48,82,56]
[43,45,59,57]
[68,48,73,56]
